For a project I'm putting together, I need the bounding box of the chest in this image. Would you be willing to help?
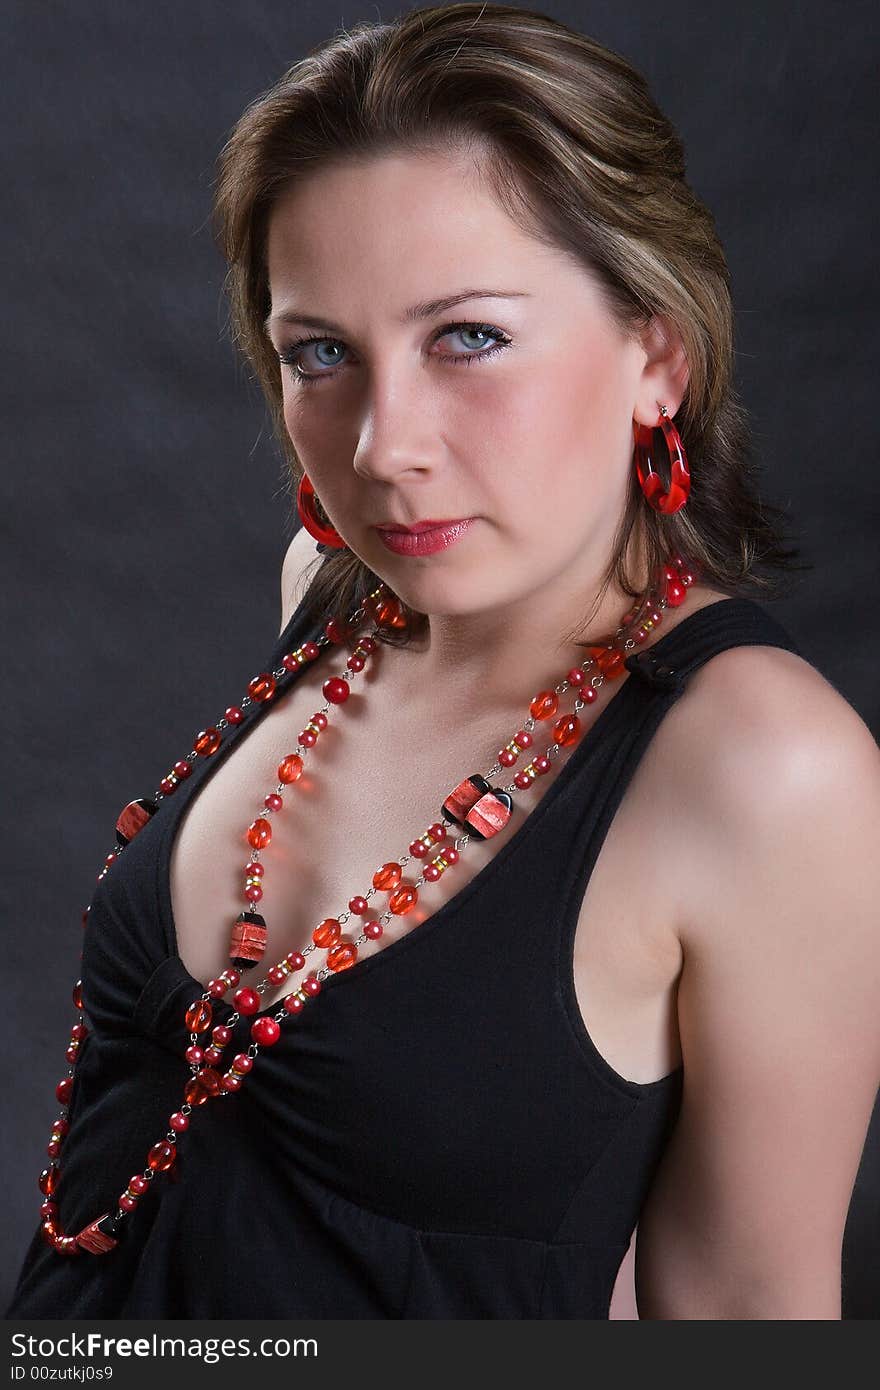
[168,650,684,1087]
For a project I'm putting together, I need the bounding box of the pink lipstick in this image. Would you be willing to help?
[375,519,475,555]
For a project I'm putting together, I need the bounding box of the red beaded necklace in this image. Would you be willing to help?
[37,552,695,1256]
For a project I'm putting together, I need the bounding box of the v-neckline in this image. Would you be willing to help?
[154,596,739,1021]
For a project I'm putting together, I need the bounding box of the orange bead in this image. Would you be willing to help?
[327,939,358,972]
[184,999,213,1032]
[594,646,626,679]
[389,883,418,915]
[195,728,222,756]
[278,753,304,784]
[247,817,272,850]
[372,862,402,892]
[552,713,581,747]
[529,690,559,721]
[313,917,342,948]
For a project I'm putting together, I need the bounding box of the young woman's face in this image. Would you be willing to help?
[265,148,677,622]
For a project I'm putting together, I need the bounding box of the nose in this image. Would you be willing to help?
[351,368,441,485]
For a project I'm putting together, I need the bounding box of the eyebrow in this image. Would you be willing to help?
[263,288,531,334]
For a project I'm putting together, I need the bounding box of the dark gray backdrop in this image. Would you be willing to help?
[3,0,878,1317]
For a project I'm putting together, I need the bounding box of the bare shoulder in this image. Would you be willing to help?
[279,526,323,636]
[666,641,878,842]
[633,640,880,1316]
[656,639,880,943]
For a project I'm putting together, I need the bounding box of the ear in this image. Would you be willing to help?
[632,314,690,427]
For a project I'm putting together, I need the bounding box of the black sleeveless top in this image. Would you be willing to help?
[6,589,802,1319]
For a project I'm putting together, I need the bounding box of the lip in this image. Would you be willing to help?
[375,519,468,533]
[374,518,475,556]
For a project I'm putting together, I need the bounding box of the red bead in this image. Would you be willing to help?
[498,748,518,767]
[160,776,176,796]
[212,1024,232,1046]
[581,686,598,704]
[595,647,626,680]
[56,1077,73,1105]
[245,883,263,903]
[359,635,377,654]
[464,790,514,840]
[529,690,559,721]
[327,939,358,972]
[147,1141,176,1173]
[514,771,533,790]
[322,676,351,704]
[281,653,301,671]
[65,1044,80,1064]
[129,1174,149,1194]
[428,822,447,840]
[364,920,383,939]
[264,793,283,811]
[245,861,264,877]
[566,667,586,686]
[302,641,320,660]
[170,1111,189,1132]
[229,910,266,968]
[225,707,245,725]
[373,862,402,892]
[251,1016,281,1046]
[299,729,317,748]
[278,756,305,789]
[185,999,213,1032]
[665,578,687,606]
[313,917,342,948]
[410,838,430,857]
[195,728,222,757]
[348,896,368,916]
[248,673,277,702]
[302,976,322,997]
[444,847,460,866]
[389,884,418,915]
[222,968,241,988]
[232,1052,254,1074]
[554,714,581,746]
[206,978,228,999]
[311,711,329,731]
[324,617,353,644]
[119,1193,138,1212]
[233,987,261,1016]
[39,1200,58,1220]
[39,1165,59,1196]
[221,1072,243,1092]
[72,980,83,1009]
[247,817,272,850]
[115,797,157,844]
[285,950,306,970]
[423,863,442,882]
[283,994,305,1014]
[184,1045,204,1065]
[173,759,193,779]
[346,654,365,672]
[533,755,551,774]
[47,1139,61,1159]
[55,1116,70,1137]
[203,1046,223,1065]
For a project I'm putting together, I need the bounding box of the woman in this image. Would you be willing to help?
[7,3,879,1319]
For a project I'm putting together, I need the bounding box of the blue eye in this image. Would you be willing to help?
[277,320,512,387]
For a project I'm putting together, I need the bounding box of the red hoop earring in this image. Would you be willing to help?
[633,404,691,514]
[296,474,348,549]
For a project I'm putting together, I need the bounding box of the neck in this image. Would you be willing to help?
[382,548,664,718]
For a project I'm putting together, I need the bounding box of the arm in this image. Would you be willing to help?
[279,524,322,636]
[634,647,880,1319]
